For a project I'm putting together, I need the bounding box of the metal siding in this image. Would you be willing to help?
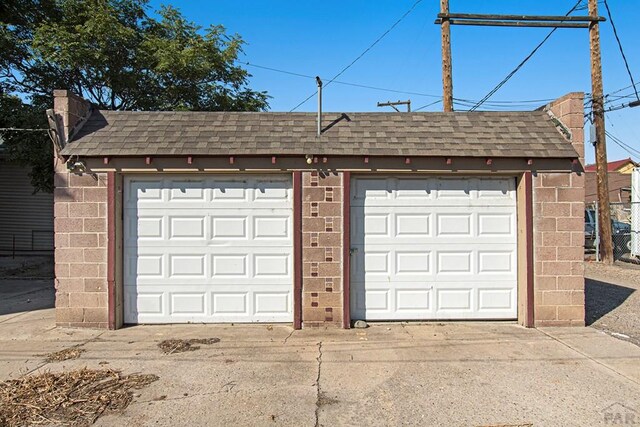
[0,159,53,253]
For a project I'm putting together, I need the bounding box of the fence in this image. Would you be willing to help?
[0,230,54,257]
[586,201,638,262]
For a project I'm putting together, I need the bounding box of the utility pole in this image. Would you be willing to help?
[589,0,614,263]
[440,0,454,112]
[377,100,411,112]
[434,4,610,261]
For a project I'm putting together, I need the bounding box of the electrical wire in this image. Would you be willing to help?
[288,0,424,112]
[603,80,640,98]
[468,0,584,112]
[239,61,441,98]
[413,99,442,111]
[603,0,639,101]
[605,130,640,158]
[240,60,558,108]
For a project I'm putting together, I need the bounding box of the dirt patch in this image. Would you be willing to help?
[45,347,85,363]
[0,368,158,427]
[317,392,339,407]
[157,338,220,354]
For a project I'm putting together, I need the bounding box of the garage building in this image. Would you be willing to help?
[52,90,586,329]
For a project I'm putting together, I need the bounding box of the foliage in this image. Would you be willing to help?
[0,94,52,193]
[0,0,269,192]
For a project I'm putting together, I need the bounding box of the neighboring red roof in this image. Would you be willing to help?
[584,157,638,172]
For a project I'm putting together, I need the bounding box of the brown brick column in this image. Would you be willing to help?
[301,171,344,327]
[533,93,586,326]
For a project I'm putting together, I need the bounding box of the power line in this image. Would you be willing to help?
[240,61,441,98]
[240,60,557,108]
[289,0,423,112]
[603,80,640,98]
[456,97,555,105]
[468,0,583,112]
[413,99,442,111]
[605,130,640,158]
[602,0,639,100]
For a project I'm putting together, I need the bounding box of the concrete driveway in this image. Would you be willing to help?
[1,306,639,427]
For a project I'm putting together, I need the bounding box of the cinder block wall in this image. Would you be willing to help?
[54,162,109,327]
[53,90,91,144]
[301,171,344,327]
[53,91,109,327]
[533,93,586,326]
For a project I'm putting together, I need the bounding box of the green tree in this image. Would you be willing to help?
[1,0,269,192]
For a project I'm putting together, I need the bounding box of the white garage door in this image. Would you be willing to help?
[124,175,293,324]
[351,176,517,320]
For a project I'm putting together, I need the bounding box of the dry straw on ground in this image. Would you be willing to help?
[44,347,85,363]
[158,338,220,354]
[0,368,158,426]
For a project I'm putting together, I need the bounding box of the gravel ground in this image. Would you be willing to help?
[585,260,640,347]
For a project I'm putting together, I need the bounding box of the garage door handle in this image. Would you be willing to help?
[349,248,358,255]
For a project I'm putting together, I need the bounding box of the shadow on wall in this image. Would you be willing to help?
[585,278,635,325]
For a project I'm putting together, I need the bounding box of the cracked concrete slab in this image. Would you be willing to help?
[1,309,639,426]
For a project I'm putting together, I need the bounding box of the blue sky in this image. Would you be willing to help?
[149,0,640,165]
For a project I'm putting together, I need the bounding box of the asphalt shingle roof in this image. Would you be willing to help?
[60,110,579,159]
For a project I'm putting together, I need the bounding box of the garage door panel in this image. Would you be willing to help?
[169,254,206,278]
[129,254,292,285]
[477,178,516,199]
[127,179,164,204]
[478,288,515,310]
[254,292,290,315]
[395,251,431,275]
[436,251,473,274]
[477,213,514,236]
[352,246,515,282]
[254,254,290,277]
[395,289,432,311]
[130,216,164,241]
[354,207,515,245]
[168,180,207,201]
[254,216,290,239]
[437,288,472,311]
[212,216,247,239]
[435,178,474,199]
[478,251,515,274]
[352,281,516,320]
[212,253,248,278]
[436,213,471,236]
[126,292,164,318]
[124,175,293,324]
[169,216,206,240]
[352,284,437,320]
[170,292,207,315]
[351,176,517,321]
[125,284,292,323]
[396,213,431,236]
[212,293,248,315]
